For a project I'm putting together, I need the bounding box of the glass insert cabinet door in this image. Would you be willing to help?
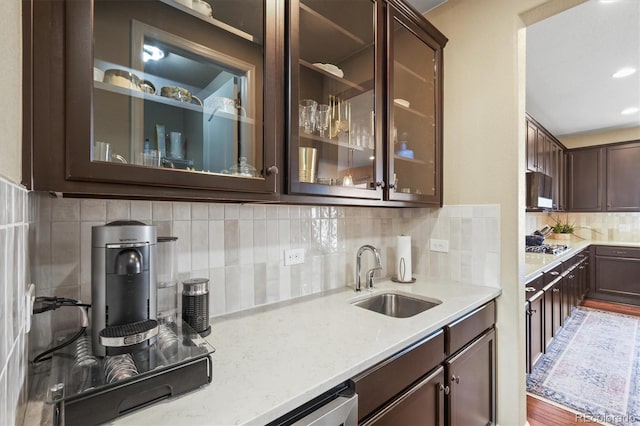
[288,0,382,199]
[388,7,442,203]
[66,0,278,193]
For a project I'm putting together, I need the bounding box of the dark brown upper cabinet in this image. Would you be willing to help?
[567,147,604,211]
[525,114,566,211]
[26,0,283,201]
[567,140,640,212]
[287,0,383,201]
[25,0,446,205]
[386,1,446,205]
[285,0,447,205]
[606,141,640,211]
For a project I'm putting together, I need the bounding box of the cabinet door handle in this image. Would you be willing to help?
[549,271,560,276]
[375,181,385,188]
[451,375,460,384]
[266,165,279,176]
[552,288,560,293]
[388,183,395,189]
[569,275,575,279]
[438,383,450,395]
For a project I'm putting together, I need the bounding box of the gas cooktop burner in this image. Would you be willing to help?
[525,244,569,255]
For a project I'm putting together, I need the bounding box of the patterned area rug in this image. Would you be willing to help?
[527,307,640,425]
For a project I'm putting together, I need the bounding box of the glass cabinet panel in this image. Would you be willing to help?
[92,0,266,180]
[290,0,380,197]
[389,13,439,201]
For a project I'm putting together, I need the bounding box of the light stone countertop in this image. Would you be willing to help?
[524,240,640,283]
[109,277,501,426]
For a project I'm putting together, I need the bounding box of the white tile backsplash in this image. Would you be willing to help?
[1,177,29,425]
[130,200,152,221]
[526,211,640,242]
[80,199,106,222]
[106,200,130,222]
[191,203,208,220]
[29,194,501,360]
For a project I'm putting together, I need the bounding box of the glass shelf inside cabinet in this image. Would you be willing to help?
[92,0,265,178]
[296,0,376,190]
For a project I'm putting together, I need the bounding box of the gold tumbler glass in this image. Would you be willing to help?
[299,147,318,183]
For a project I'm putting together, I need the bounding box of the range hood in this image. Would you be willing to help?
[526,172,553,209]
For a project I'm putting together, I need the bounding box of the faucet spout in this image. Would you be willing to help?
[355,245,382,291]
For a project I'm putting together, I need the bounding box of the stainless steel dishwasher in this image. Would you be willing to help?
[268,381,358,426]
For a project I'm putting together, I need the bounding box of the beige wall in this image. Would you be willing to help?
[561,125,640,149]
[426,0,570,424]
[0,0,22,184]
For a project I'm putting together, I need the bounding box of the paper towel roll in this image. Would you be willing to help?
[396,235,412,282]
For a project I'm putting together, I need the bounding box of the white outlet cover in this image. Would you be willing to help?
[284,248,305,266]
[619,223,632,232]
[430,239,449,253]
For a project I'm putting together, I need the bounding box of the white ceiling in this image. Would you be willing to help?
[526,0,640,138]
[410,0,640,139]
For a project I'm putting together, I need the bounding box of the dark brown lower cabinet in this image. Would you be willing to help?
[592,246,640,305]
[356,301,496,425]
[362,367,446,426]
[446,329,496,426]
[525,250,592,374]
[525,292,544,374]
[561,271,574,325]
[549,279,562,337]
[353,330,445,423]
[543,284,554,350]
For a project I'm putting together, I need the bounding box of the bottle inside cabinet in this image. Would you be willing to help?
[91,0,265,178]
[294,0,377,190]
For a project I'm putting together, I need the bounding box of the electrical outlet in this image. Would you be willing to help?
[284,248,305,266]
[430,239,449,253]
[619,223,632,232]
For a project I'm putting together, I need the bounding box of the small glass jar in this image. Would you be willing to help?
[156,236,178,324]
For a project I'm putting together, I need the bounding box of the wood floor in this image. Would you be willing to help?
[526,298,640,426]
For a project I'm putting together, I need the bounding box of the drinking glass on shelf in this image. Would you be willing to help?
[316,104,330,138]
[299,99,317,134]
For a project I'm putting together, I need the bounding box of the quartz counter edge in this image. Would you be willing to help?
[110,277,501,425]
[523,240,640,283]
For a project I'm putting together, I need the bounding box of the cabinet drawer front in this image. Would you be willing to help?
[596,246,640,259]
[595,257,640,298]
[362,366,445,426]
[353,330,445,422]
[445,301,495,356]
[543,264,563,285]
[526,274,544,294]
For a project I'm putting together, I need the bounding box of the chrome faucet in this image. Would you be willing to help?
[355,245,382,292]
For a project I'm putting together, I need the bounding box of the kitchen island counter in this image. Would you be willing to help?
[111,277,500,425]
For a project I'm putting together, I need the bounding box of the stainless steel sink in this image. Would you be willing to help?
[351,292,441,318]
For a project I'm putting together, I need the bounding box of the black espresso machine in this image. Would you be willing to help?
[44,221,214,426]
[91,220,158,357]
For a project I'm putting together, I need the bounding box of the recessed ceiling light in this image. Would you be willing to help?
[612,67,637,78]
[621,107,639,115]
